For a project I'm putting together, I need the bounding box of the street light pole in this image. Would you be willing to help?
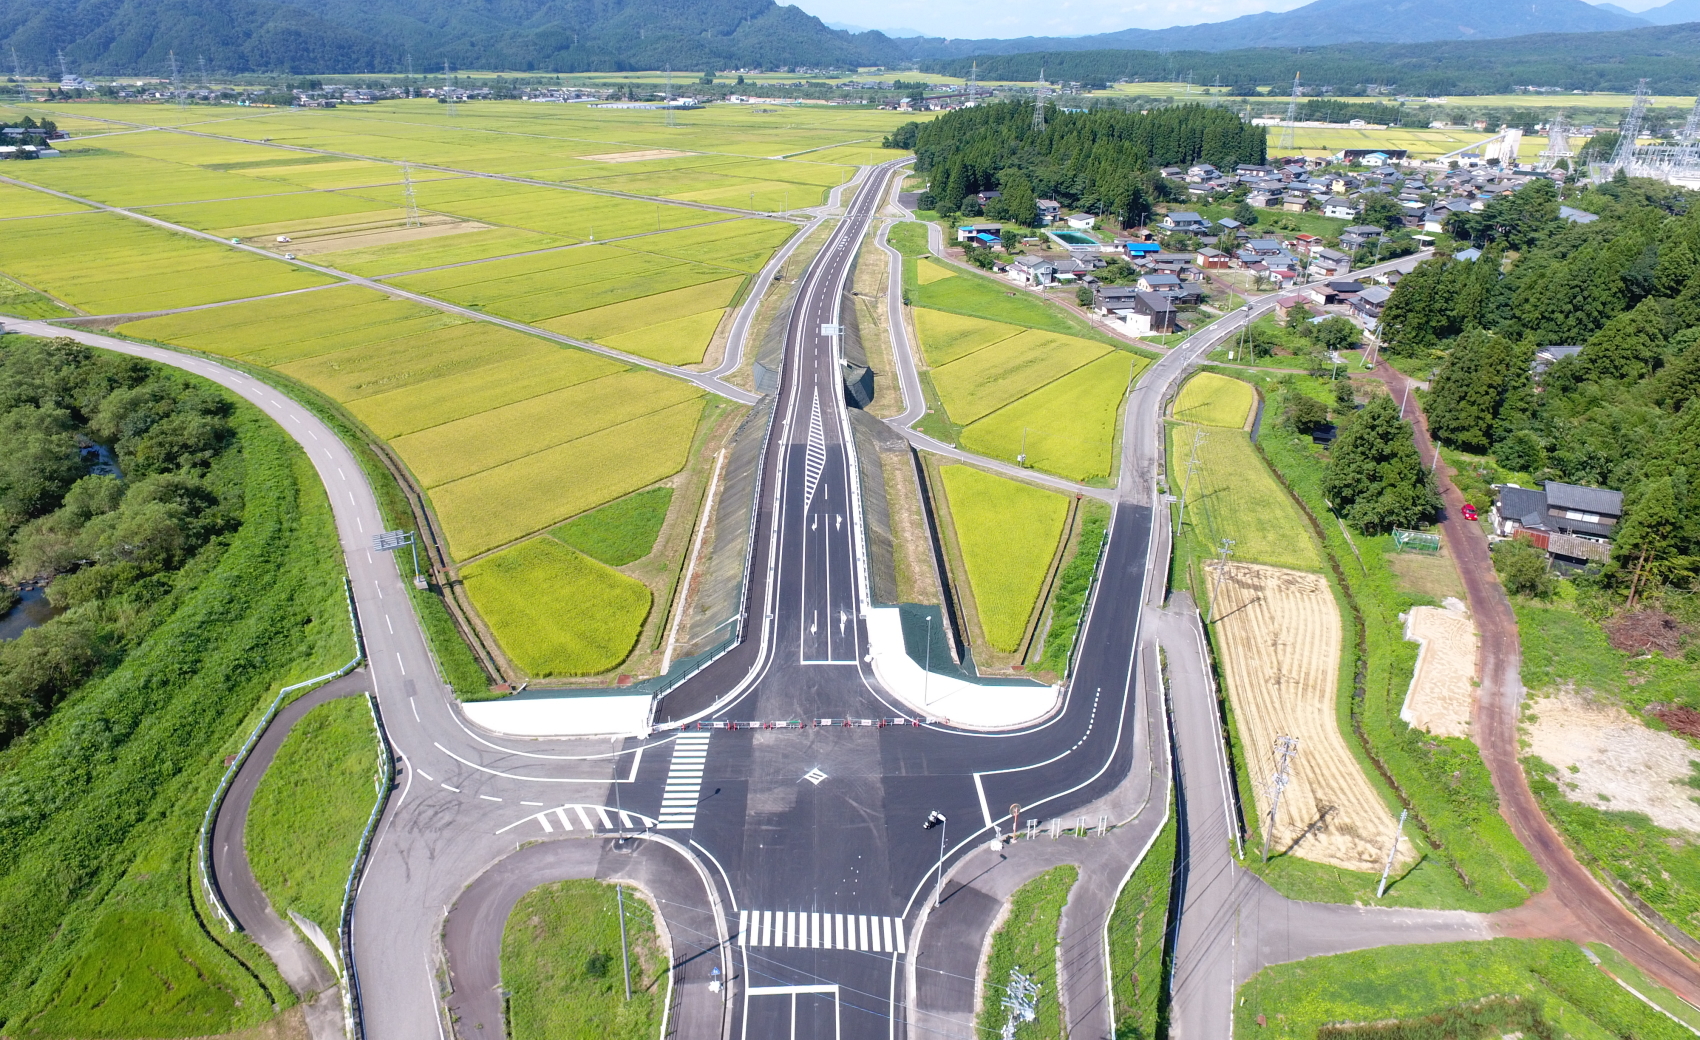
[923,614,933,706]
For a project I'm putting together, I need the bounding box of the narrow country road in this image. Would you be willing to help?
[1373,360,1700,1003]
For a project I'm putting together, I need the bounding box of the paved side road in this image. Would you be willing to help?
[210,669,372,1040]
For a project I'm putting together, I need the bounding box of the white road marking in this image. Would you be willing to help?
[657,732,712,830]
[418,768,435,781]
[386,614,393,633]
[480,794,502,802]
[738,910,905,952]
[441,783,459,792]
[410,696,419,721]
[396,652,406,676]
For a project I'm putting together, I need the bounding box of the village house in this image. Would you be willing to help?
[1160,211,1210,233]
[1008,255,1057,287]
[1491,481,1623,570]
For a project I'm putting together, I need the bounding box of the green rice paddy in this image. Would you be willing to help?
[1166,422,1321,572]
[552,487,674,567]
[938,465,1068,653]
[1173,372,1257,428]
[460,538,652,677]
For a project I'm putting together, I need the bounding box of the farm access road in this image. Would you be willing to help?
[1373,360,1700,1004]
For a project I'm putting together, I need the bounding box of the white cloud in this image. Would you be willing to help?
[791,0,1313,40]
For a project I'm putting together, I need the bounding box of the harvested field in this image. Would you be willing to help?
[264,217,490,255]
[938,465,1068,653]
[1526,689,1700,834]
[1209,561,1404,871]
[580,149,698,162]
[1400,603,1478,739]
[460,538,651,677]
[1173,372,1256,429]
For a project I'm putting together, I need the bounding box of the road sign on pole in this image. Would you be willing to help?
[372,530,427,589]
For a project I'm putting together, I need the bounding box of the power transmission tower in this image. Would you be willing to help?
[11,46,25,102]
[57,48,69,83]
[1539,110,1574,170]
[1278,72,1301,152]
[198,54,210,90]
[1032,67,1047,132]
[1608,78,1650,173]
[1177,427,1207,535]
[1207,537,1236,623]
[1000,967,1040,1039]
[169,50,184,109]
[1261,735,1301,863]
[443,60,455,117]
[404,52,413,97]
[402,164,421,227]
[967,61,977,106]
[665,64,676,127]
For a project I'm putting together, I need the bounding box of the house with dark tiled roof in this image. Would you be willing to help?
[1491,481,1623,569]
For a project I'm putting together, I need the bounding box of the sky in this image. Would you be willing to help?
[799,0,1316,40]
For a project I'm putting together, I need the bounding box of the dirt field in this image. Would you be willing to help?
[261,214,490,255]
[580,149,697,162]
[1525,689,1700,834]
[1385,545,1467,602]
[1209,561,1407,871]
[1400,602,1478,739]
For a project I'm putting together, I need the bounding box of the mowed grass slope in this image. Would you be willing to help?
[461,538,651,677]
[939,465,1069,653]
[1168,424,1320,571]
[502,880,667,1040]
[245,696,380,936]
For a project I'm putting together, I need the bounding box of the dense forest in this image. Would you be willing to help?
[0,338,248,744]
[922,24,1700,96]
[1381,176,1700,600]
[891,101,1266,227]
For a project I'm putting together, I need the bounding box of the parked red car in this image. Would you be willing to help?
[1460,504,1478,521]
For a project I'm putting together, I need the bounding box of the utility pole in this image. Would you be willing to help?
[1376,809,1408,898]
[1207,538,1236,623]
[615,883,632,1000]
[1261,735,1301,863]
[922,613,932,706]
[925,810,947,906]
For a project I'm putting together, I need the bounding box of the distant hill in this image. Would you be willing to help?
[1633,0,1700,22]
[921,23,1700,96]
[891,0,1647,58]
[0,0,1672,77]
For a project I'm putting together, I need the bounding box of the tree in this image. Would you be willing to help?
[1232,200,1259,226]
[1613,475,1688,608]
[1076,285,1094,307]
[1321,394,1440,533]
[1424,329,1514,454]
[1492,538,1554,598]
[1284,393,1329,433]
[1361,193,1405,232]
[1314,316,1360,352]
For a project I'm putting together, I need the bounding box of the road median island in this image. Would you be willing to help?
[974,865,1078,1040]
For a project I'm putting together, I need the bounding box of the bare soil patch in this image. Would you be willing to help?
[1525,688,1700,834]
[1605,610,1692,656]
[1210,561,1407,871]
[579,149,697,163]
[1400,602,1477,739]
[265,215,490,255]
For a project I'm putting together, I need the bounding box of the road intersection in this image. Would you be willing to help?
[19,159,1668,1040]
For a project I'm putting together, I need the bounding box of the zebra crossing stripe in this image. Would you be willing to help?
[802,387,827,508]
[737,909,906,953]
[657,732,711,830]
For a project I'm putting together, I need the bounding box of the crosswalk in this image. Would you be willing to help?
[496,804,657,836]
[657,732,711,830]
[738,910,907,953]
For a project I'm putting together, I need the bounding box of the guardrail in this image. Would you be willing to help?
[197,577,366,931]
[340,688,393,1040]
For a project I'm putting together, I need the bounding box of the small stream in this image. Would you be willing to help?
[0,585,60,641]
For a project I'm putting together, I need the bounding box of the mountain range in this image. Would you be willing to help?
[0,0,1683,76]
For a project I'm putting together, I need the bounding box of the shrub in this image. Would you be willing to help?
[1493,538,1554,599]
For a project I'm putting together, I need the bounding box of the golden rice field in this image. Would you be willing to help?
[913,304,1148,482]
[1166,423,1321,572]
[460,538,652,677]
[938,464,1069,654]
[116,285,707,561]
[1173,372,1256,429]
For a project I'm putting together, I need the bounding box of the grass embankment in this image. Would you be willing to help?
[1513,586,1700,943]
[936,465,1069,655]
[1108,818,1176,1040]
[1235,939,1692,1039]
[887,221,931,257]
[502,879,667,1040]
[0,381,349,1034]
[0,273,74,318]
[1035,500,1109,675]
[976,865,1078,1040]
[1232,372,1542,910]
[246,696,381,941]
